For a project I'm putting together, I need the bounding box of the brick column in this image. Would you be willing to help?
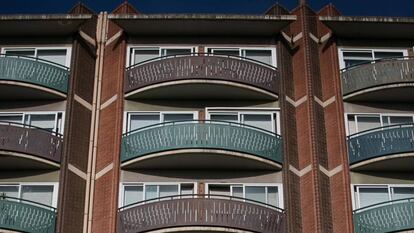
[279,4,354,233]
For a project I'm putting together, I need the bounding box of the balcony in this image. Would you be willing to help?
[121,120,283,170]
[0,196,56,233]
[353,198,414,233]
[0,122,62,169]
[0,54,69,99]
[118,194,285,233]
[347,124,414,171]
[341,57,414,102]
[124,53,279,100]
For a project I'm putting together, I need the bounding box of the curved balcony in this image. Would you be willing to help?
[0,196,56,233]
[118,194,285,233]
[341,57,414,102]
[0,54,69,99]
[121,120,283,170]
[347,124,414,171]
[353,198,414,233]
[0,122,62,169]
[124,53,279,100]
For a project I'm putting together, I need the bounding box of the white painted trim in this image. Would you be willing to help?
[1,45,72,68]
[124,111,198,133]
[345,112,414,135]
[0,182,59,208]
[204,182,284,209]
[204,46,277,67]
[337,47,408,70]
[0,111,65,134]
[351,184,414,209]
[126,46,198,67]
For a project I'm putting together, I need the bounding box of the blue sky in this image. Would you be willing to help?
[1,0,413,16]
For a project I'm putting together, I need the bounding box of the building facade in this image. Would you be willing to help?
[0,2,413,233]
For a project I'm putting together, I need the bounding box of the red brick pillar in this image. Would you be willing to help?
[279,4,354,233]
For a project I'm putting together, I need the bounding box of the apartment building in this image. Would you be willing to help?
[0,2,412,233]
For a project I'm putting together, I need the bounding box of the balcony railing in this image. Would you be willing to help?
[118,194,285,233]
[0,195,56,233]
[353,198,414,233]
[0,121,62,164]
[125,53,279,96]
[347,124,414,165]
[121,120,283,165]
[341,57,414,97]
[0,54,69,94]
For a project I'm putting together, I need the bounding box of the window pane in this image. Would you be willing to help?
[163,113,194,122]
[358,187,389,208]
[232,186,243,198]
[25,114,56,131]
[161,49,192,56]
[0,115,23,124]
[5,49,35,57]
[0,186,19,198]
[384,116,413,126]
[21,185,54,206]
[129,114,160,131]
[133,49,159,65]
[242,114,273,131]
[159,185,179,198]
[245,186,266,204]
[374,52,404,59]
[211,49,239,56]
[244,50,272,65]
[267,186,279,207]
[145,185,158,200]
[209,185,230,196]
[124,186,143,206]
[392,187,414,200]
[37,50,67,66]
[343,51,373,58]
[180,184,194,196]
[210,114,238,123]
[344,59,371,68]
[356,116,381,132]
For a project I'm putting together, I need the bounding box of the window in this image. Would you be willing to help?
[207,183,281,207]
[207,109,279,133]
[3,47,70,67]
[0,183,57,207]
[121,183,195,206]
[354,185,414,209]
[339,48,407,69]
[129,47,196,66]
[126,112,197,132]
[207,47,275,66]
[0,112,64,134]
[346,114,414,134]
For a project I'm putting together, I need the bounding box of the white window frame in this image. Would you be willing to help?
[1,46,72,67]
[0,182,59,207]
[123,111,198,133]
[352,184,414,210]
[206,107,280,134]
[0,111,65,134]
[205,182,284,208]
[338,47,408,70]
[344,112,414,135]
[126,46,198,67]
[119,182,198,207]
[204,46,277,67]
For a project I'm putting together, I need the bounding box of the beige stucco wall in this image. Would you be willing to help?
[0,100,66,112]
[0,170,59,183]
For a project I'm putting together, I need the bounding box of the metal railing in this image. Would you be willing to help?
[0,195,56,233]
[121,120,283,165]
[0,54,70,94]
[125,53,279,96]
[118,194,285,233]
[0,121,63,163]
[353,198,414,233]
[340,56,414,96]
